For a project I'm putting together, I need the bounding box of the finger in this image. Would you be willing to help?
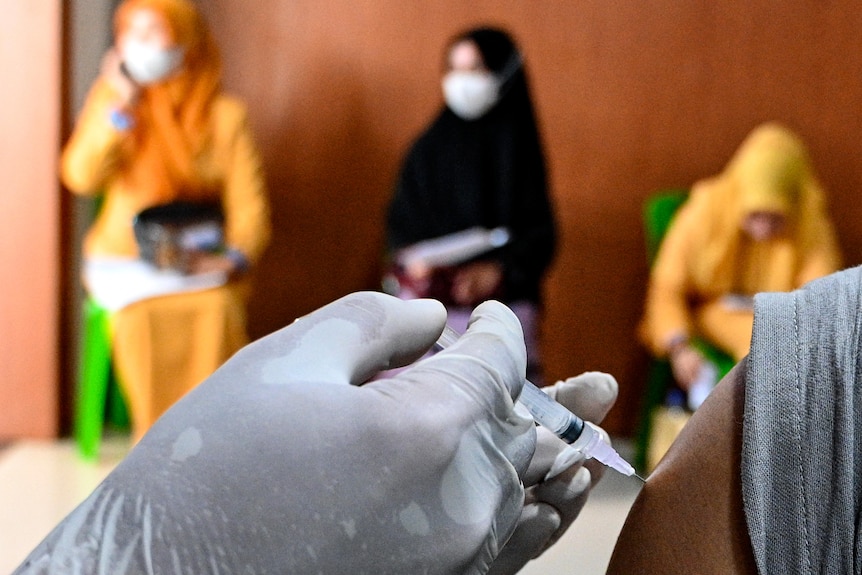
[522,426,586,486]
[393,300,534,473]
[525,372,619,484]
[426,300,527,400]
[231,291,447,386]
[541,423,612,485]
[485,503,560,575]
[543,371,618,424]
[524,374,617,485]
[532,465,593,553]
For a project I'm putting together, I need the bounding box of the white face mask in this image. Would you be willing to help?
[442,71,500,120]
[121,39,185,85]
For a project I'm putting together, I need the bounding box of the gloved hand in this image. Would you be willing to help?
[15,292,617,575]
[487,372,618,575]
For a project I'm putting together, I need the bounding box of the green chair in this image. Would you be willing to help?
[633,189,735,473]
[74,297,130,460]
[643,189,689,264]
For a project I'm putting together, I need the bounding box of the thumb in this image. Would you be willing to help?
[544,371,618,424]
[421,299,527,401]
[231,291,447,386]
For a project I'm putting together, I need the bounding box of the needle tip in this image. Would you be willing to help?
[634,473,647,483]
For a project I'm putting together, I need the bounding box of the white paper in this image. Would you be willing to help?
[687,361,718,411]
[84,257,228,312]
[396,226,510,268]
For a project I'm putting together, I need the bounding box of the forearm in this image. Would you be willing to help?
[61,83,130,195]
[641,281,694,357]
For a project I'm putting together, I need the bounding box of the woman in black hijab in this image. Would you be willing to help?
[386,26,556,383]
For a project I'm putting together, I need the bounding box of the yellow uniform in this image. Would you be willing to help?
[62,79,271,439]
[641,123,841,360]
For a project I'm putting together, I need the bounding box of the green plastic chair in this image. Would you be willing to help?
[643,189,689,264]
[74,297,130,460]
[633,189,735,473]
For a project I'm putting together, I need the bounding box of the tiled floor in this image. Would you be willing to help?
[0,437,129,573]
[0,437,640,574]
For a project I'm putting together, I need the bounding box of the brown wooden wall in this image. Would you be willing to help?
[199,1,862,436]
[0,2,64,439]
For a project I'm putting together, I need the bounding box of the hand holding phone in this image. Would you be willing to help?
[100,48,140,107]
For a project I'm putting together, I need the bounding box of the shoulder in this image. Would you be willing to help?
[686,177,724,209]
[607,360,756,574]
[413,111,456,144]
[400,112,452,165]
[670,177,732,232]
[744,264,862,570]
[796,265,862,311]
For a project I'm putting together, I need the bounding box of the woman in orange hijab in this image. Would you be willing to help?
[62,0,271,440]
[640,122,841,404]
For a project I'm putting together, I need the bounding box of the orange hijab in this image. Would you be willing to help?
[113,0,222,203]
[687,122,831,293]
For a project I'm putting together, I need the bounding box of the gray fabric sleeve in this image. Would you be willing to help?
[742,266,862,574]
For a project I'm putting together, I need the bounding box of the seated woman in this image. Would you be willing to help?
[386,26,557,385]
[62,0,270,440]
[609,265,862,573]
[640,122,841,409]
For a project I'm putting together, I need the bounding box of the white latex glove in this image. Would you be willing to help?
[487,372,619,575]
[16,292,537,574]
[16,292,618,574]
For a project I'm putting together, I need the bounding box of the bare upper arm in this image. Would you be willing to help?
[606,360,757,574]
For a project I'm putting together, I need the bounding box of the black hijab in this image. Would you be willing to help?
[386,27,556,303]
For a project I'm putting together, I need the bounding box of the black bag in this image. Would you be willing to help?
[133,201,224,273]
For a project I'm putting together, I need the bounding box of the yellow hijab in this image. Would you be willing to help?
[688,122,830,293]
[111,0,223,203]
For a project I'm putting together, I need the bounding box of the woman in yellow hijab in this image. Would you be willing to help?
[62,0,271,440]
[641,122,841,401]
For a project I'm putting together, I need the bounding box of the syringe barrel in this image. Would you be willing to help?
[436,325,587,442]
[433,325,636,477]
[518,381,585,443]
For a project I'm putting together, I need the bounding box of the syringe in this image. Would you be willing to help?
[434,325,644,481]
